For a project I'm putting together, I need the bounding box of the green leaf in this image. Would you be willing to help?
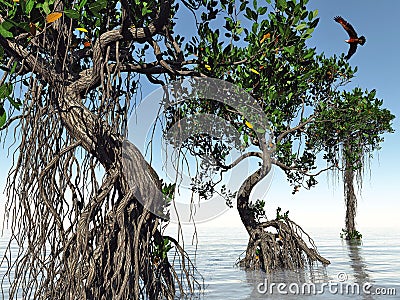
[43,1,51,14]
[276,0,287,10]
[77,0,88,10]
[0,0,13,8]
[309,18,319,28]
[0,106,6,128]
[7,96,21,110]
[258,6,267,15]
[256,128,266,134]
[304,50,314,60]
[0,83,13,99]
[142,6,151,15]
[2,19,23,31]
[25,0,35,14]
[10,61,17,75]
[295,23,307,31]
[0,23,13,38]
[243,132,249,144]
[305,28,314,36]
[88,0,107,13]
[64,9,80,19]
[251,22,258,33]
[245,7,257,21]
[284,46,295,54]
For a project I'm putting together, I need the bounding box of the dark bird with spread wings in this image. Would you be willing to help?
[334,16,366,60]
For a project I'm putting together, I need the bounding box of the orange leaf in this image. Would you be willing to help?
[83,41,91,48]
[46,12,63,24]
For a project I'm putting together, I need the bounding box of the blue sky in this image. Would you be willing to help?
[0,0,399,232]
[174,0,400,231]
[300,0,400,230]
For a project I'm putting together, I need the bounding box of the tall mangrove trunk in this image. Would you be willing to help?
[344,157,357,234]
[342,139,362,240]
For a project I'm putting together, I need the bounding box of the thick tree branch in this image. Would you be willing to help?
[72,0,173,94]
[0,35,59,84]
[164,27,184,62]
[151,38,176,75]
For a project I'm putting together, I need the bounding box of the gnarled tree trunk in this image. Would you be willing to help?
[0,1,201,298]
[237,142,329,272]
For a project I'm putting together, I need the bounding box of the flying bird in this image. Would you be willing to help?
[334,16,366,60]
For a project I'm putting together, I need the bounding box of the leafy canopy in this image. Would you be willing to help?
[164,0,394,198]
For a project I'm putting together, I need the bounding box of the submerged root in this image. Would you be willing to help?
[238,217,330,272]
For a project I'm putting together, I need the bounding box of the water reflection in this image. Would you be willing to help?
[168,228,399,299]
[240,240,376,299]
[344,239,374,300]
[244,265,330,299]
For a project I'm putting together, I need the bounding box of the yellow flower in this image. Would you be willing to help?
[204,64,211,71]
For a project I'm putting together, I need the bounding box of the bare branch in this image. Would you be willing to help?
[151,38,176,75]
[219,151,262,170]
[276,115,314,144]
[0,114,26,131]
[272,158,335,177]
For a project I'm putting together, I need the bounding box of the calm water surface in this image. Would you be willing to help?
[169,227,400,299]
[0,227,399,299]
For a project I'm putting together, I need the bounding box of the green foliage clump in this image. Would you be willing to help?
[154,237,173,260]
[249,199,267,221]
[340,228,363,240]
[275,206,289,220]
